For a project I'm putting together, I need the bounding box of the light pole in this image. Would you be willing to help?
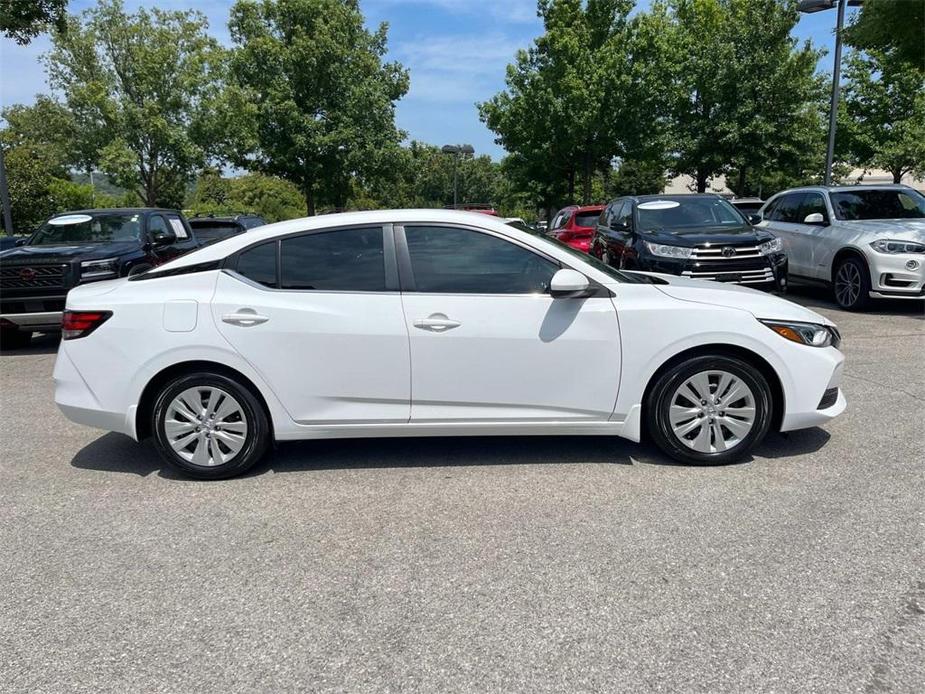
[797,0,863,186]
[0,145,13,236]
[441,144,475,207]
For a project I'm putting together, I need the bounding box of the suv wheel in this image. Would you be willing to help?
[151,372,270,479]
[0,329,32,350]
[833,256,871,311]
[647,355,772,465]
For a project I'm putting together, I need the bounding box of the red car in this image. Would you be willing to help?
[550,204,604,253]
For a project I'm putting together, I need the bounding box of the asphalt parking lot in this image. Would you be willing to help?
[1,285,922,693]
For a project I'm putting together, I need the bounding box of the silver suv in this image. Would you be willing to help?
[758,185,925,310]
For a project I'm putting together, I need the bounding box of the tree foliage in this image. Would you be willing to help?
[844,0,925,70]
[187,170,306,223]
[0,0,68,45]
[222,0,408,215]
[45,0,223,208]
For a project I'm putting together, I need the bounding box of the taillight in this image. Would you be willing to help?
[61,310,112,340]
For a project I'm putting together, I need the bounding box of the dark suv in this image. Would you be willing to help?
[0,208,198,347]
[187,213,266,245]
[590,194,787,290]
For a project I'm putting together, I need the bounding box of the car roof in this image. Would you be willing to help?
[770,184,915,196]
[53,207,180,216]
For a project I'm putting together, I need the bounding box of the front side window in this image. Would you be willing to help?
[799,194,829,223]
[405,226,558,294]
[31,212,143,245]
[830,189,925,221]
[768,194,806,223]
[280,227,386,291]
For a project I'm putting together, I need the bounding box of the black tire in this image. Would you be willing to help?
[832,256,871,311]
[646,355,773,465]
[0,329,32,350]
[151,372,270,480]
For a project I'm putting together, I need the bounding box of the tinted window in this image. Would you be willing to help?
[405,226,558,294]
[830,189,925,220]
[615,201,632,227]
[236,241,278,287]
[191,222,244,244]
[799,194,829,223]
[240,217,266,229]
[768,193,806,223]
[574,211,601,227]
[280,227,385,291]
[149,215,170,236]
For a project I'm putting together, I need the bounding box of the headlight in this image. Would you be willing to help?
[760,319,839,348]
[759,237,783,255]
[869,239,925,254]
[80,257,119,280]
[644,242,693,259]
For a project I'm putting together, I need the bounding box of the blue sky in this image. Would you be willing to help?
[0,0,858,160]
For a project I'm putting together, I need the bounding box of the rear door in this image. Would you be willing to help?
[212,225,411,424]
[396,224,621,422]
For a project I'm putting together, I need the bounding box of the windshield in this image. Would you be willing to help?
[31,213,143,245]
[637,197,745,231]
[830,189,925,221]
[506,221,651,284]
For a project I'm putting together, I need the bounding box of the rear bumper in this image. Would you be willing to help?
[54,345,132,436]
[0,311,62,331]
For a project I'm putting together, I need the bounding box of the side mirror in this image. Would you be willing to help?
[549,268,591,298]
[747,214,762,225]
[803,212,827,225]
[15,238,27,246]
[610,220,630,233]
[151,228,176,246]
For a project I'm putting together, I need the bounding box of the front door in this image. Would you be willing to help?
[396,224,621,422]
[213,226,411,425]
[761,192,812,276]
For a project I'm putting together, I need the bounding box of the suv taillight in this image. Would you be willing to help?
[62,310,112,340]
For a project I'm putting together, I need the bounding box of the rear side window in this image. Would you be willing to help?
[768,193,806,223]
[404,226,557,294]
[236,241,278,287]
[280,227,386,291]
[574,211,601,227]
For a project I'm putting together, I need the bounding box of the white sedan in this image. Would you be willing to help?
[54,210,846,479]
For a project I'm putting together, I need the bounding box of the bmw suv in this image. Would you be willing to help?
[757,185,925,310]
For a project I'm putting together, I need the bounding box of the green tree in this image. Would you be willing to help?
[840,49,925,183]
[223,0,408,215]
[188,171,306,223]
[845,0,925,70]
[663,0,825,193]
[45,0,223,208]
[1,0,68,44]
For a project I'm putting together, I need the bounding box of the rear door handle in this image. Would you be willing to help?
[222,310,269,327]
[413,314,461,332]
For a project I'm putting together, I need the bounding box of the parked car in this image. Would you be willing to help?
[0,236,26,251]
[0,208,198,348]
[188,213,266,246]
[590,194,787,290]
[55,209,844,479]
[757,185,925,310]
[729,197,764,216]
[550,204,605,252]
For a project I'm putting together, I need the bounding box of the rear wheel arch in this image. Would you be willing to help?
[641,344,785,437]
[136,360,274,442]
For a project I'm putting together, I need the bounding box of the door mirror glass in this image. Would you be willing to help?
[803,212,826,225]
[747,213,762,225]
[549,268,591,298]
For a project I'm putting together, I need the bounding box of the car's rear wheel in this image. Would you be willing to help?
[0,329,32,350]
[833,256,871,311]
[151,372,270,479]
[647,355,772,465]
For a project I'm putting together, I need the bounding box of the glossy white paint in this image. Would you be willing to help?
[55,209,846,450]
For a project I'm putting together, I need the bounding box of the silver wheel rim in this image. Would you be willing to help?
[669,370,756,454]
[835,262,861,307]
[164,387,248,467]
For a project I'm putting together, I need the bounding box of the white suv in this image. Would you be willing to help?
[758,185,925,310]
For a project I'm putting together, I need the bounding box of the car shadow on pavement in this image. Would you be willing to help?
[786,283,924,318]
[0,332,60,356]
[70,428,833,478]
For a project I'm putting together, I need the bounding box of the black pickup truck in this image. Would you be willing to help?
[0,208,199,348]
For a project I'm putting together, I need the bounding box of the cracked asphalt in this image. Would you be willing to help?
[1,285,922,693]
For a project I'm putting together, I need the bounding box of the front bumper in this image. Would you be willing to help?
[0,311,62,331]
[636,249,787,289]
[866,251,925,299]
[780,347,846,432]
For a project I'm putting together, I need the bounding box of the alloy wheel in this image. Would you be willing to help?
[668,370,756,453]
[835,262,861,307]
[164,386,248,467]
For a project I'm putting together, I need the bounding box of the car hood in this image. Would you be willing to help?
[836,219,925,241]
[641,224,772,247]
[631,272,832,325]
[0,241,139,263]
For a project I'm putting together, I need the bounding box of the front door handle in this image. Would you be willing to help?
[413,313,461,332]
[222,309,269,327]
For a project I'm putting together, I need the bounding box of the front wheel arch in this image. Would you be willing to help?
[136,360,273,442]
[830,247,869,285]
[640,344,785,439]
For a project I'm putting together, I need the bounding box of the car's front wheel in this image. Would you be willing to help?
[833,256,871,311]
[647,355,773,465]
[151,372,270,479]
